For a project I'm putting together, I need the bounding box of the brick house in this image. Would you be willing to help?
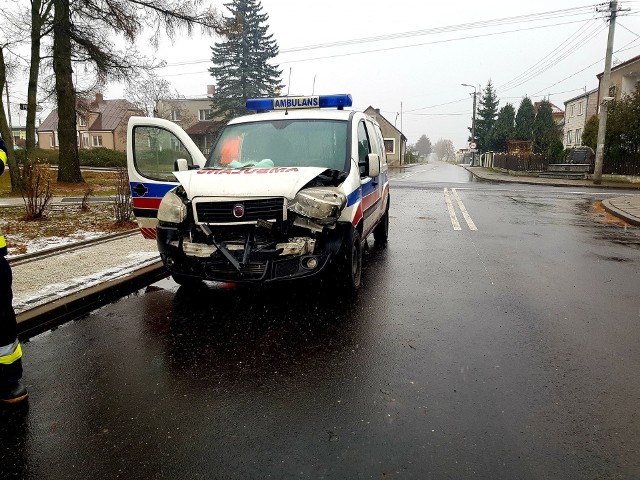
[364,107,407,165]
[562,89,598,148]
[155,85,225,155]
[37,93,142,151]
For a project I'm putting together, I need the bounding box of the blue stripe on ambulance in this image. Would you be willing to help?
[129,182,176,198]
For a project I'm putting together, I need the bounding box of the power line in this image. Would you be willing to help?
[160,4,601,68]
[532,36,640,95]
[498,16,603,91]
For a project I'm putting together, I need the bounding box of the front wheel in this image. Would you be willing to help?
[337,228,362,292]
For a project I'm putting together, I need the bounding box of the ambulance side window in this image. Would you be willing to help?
[133,126,194,182]
[357,121,371,177]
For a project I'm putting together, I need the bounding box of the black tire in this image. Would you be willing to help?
[337,228,362,291]
[171,272,203,287]
[373,199,390,246]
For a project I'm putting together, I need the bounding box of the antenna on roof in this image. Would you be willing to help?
[312,74,316,95]
[285,68,292,115]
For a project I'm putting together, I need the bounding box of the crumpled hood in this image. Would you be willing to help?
[174,167,328,200]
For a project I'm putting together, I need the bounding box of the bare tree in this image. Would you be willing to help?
[52,0,224,183]
[25,0,54,155]
[433,139,455,162]
[125,74,174,117]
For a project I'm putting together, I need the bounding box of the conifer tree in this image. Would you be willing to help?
[474,80,499,151]
[490,103,515,152]
[515,97,535,142]
[209,0,282,120]
[533,100,559,155]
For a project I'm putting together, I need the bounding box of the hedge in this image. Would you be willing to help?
[11,147,126,168]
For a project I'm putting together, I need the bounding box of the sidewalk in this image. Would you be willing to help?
[9,232,167,337]
[464,165,640,226]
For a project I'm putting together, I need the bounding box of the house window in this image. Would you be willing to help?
[49,134,54,148]
[170,110,182,121]
[571,105,575,117]
[92,135,103,147]
[578,102,583,115]
[78,116,87,127]
[384,138,395,154]
[199,109,213,121]
[82,132,90,148]
[54,132,59,147]
[567,130,573,144]
[575,128,582,146]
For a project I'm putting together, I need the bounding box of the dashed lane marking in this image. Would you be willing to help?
[443,188,461,231]
[452,188,478,231]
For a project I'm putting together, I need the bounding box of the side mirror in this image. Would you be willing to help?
[367,153,380,178]
[175,158,189,171]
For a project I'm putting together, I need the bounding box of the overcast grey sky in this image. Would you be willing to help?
[10,0,640,148]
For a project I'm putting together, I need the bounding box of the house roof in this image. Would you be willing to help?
[37,98,141,132]
[364,106,406,140]
[597,54,640,78]
[564,88,598,105]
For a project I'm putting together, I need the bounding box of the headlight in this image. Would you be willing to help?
[158,189,187,224]
[288,187,346,224]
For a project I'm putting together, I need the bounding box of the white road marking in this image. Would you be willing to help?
[451,188,478,231]
[443,188,461,231]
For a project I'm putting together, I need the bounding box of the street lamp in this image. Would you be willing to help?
[462,83,477,166]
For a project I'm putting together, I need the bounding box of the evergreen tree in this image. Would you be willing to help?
[515,97,535,142]
[474,80,499,151]
[582,115,599,150]
[533,100,557,154]
[415,134,432,157]
[489,103,515,152]
[209,0,282,120]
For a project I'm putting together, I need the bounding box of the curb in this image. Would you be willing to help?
[601,199,640,226]
[8,229,139,266]
[17,261,168,340]
[463,166,640,190]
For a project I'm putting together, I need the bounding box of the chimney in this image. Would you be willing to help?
[207,85,216,95]
[375,108,380,115]
[95,93,104,103]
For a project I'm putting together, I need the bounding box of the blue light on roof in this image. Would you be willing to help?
[246,94,353,111]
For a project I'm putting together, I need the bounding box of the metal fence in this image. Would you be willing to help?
[492,153,548,172]
[603,155,640,176]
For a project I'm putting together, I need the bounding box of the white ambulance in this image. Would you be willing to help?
[127,94,390,290]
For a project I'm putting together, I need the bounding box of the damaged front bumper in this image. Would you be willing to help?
[157,223,347,283]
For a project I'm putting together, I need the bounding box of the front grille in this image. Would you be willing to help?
[205,261,267,281]
[195,198,285,224]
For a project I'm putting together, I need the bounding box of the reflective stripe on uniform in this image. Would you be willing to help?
[0,340,22,365]
[0,225,5,250]
[0,149,6,166]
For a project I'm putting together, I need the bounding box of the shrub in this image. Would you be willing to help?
[20,160,53,219]
[79,148,126,168]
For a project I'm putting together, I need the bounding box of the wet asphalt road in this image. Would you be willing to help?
[2,161,640,479]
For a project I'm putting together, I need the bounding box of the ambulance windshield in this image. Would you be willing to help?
[206,119,348,171]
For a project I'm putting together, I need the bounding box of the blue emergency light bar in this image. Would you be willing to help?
[246,94,353,112]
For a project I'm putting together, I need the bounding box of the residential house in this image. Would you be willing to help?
[562,88,598,148]
[37,93,142,151]
[597,54,640,105]
[533,101,565,124]
[364,107,407,166]
[155,85,225,155]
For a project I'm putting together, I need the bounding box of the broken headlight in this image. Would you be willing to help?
[288,187,346,224]
[158,189,187,224]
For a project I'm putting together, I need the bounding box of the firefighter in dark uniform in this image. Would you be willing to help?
[0,136,28,404]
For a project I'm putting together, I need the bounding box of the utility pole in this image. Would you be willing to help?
[400,101,403,165]
[593,0,619,184]
[462,83,477,166]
